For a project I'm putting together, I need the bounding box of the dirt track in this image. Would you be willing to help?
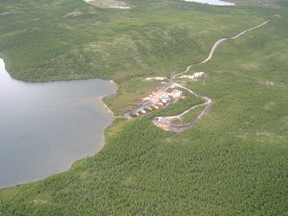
[152,20,270,132]
[124,20,271,131]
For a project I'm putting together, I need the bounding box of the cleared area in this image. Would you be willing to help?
[83,0,131,9]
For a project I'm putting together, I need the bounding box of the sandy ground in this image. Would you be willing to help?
[83,0,130,9]
[145,77,167,81]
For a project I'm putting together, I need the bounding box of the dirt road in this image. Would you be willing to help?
[153,20,270,132]
[178,20,270,76]
[125,20,271,131]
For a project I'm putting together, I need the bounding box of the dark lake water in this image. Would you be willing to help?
[0,58,116,188]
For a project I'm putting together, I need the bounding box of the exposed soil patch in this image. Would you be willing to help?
[124,19,273,132]
[145,77,167,81]
[83,0,131,9]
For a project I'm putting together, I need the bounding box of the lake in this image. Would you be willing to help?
[0,58,116,188]
[184,0,235,6]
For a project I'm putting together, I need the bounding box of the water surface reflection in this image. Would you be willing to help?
[0,58,116,188]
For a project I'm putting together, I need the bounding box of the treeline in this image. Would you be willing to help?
[1,110,287,215]
[1,0,288,215]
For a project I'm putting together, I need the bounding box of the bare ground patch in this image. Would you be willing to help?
[83,0,131,9]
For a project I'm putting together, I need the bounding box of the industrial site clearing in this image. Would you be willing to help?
[125,72,211,132]
[124,19,271,132]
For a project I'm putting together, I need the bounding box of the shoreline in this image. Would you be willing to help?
[100,79,117,116]
[0,18,273,187]
[0,133,108,190]
[0,57,118,189]
[100,96,115,115]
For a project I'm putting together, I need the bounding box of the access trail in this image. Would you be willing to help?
[126,20,271,132]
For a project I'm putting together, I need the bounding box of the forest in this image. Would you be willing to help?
[0,0,287,215]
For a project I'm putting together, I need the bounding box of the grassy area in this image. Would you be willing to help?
[154,93,204,117]
[103,77,163,115]
[1,0,288,215]
[0,0,272,83]
[182,105,205,123]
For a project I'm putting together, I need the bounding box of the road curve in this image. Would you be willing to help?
[202,20,270,64]
[178,20,270,75]
[153,20,271,132]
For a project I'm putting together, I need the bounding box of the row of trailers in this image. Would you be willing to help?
[130,104,161,117]
[130,89,183,118]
